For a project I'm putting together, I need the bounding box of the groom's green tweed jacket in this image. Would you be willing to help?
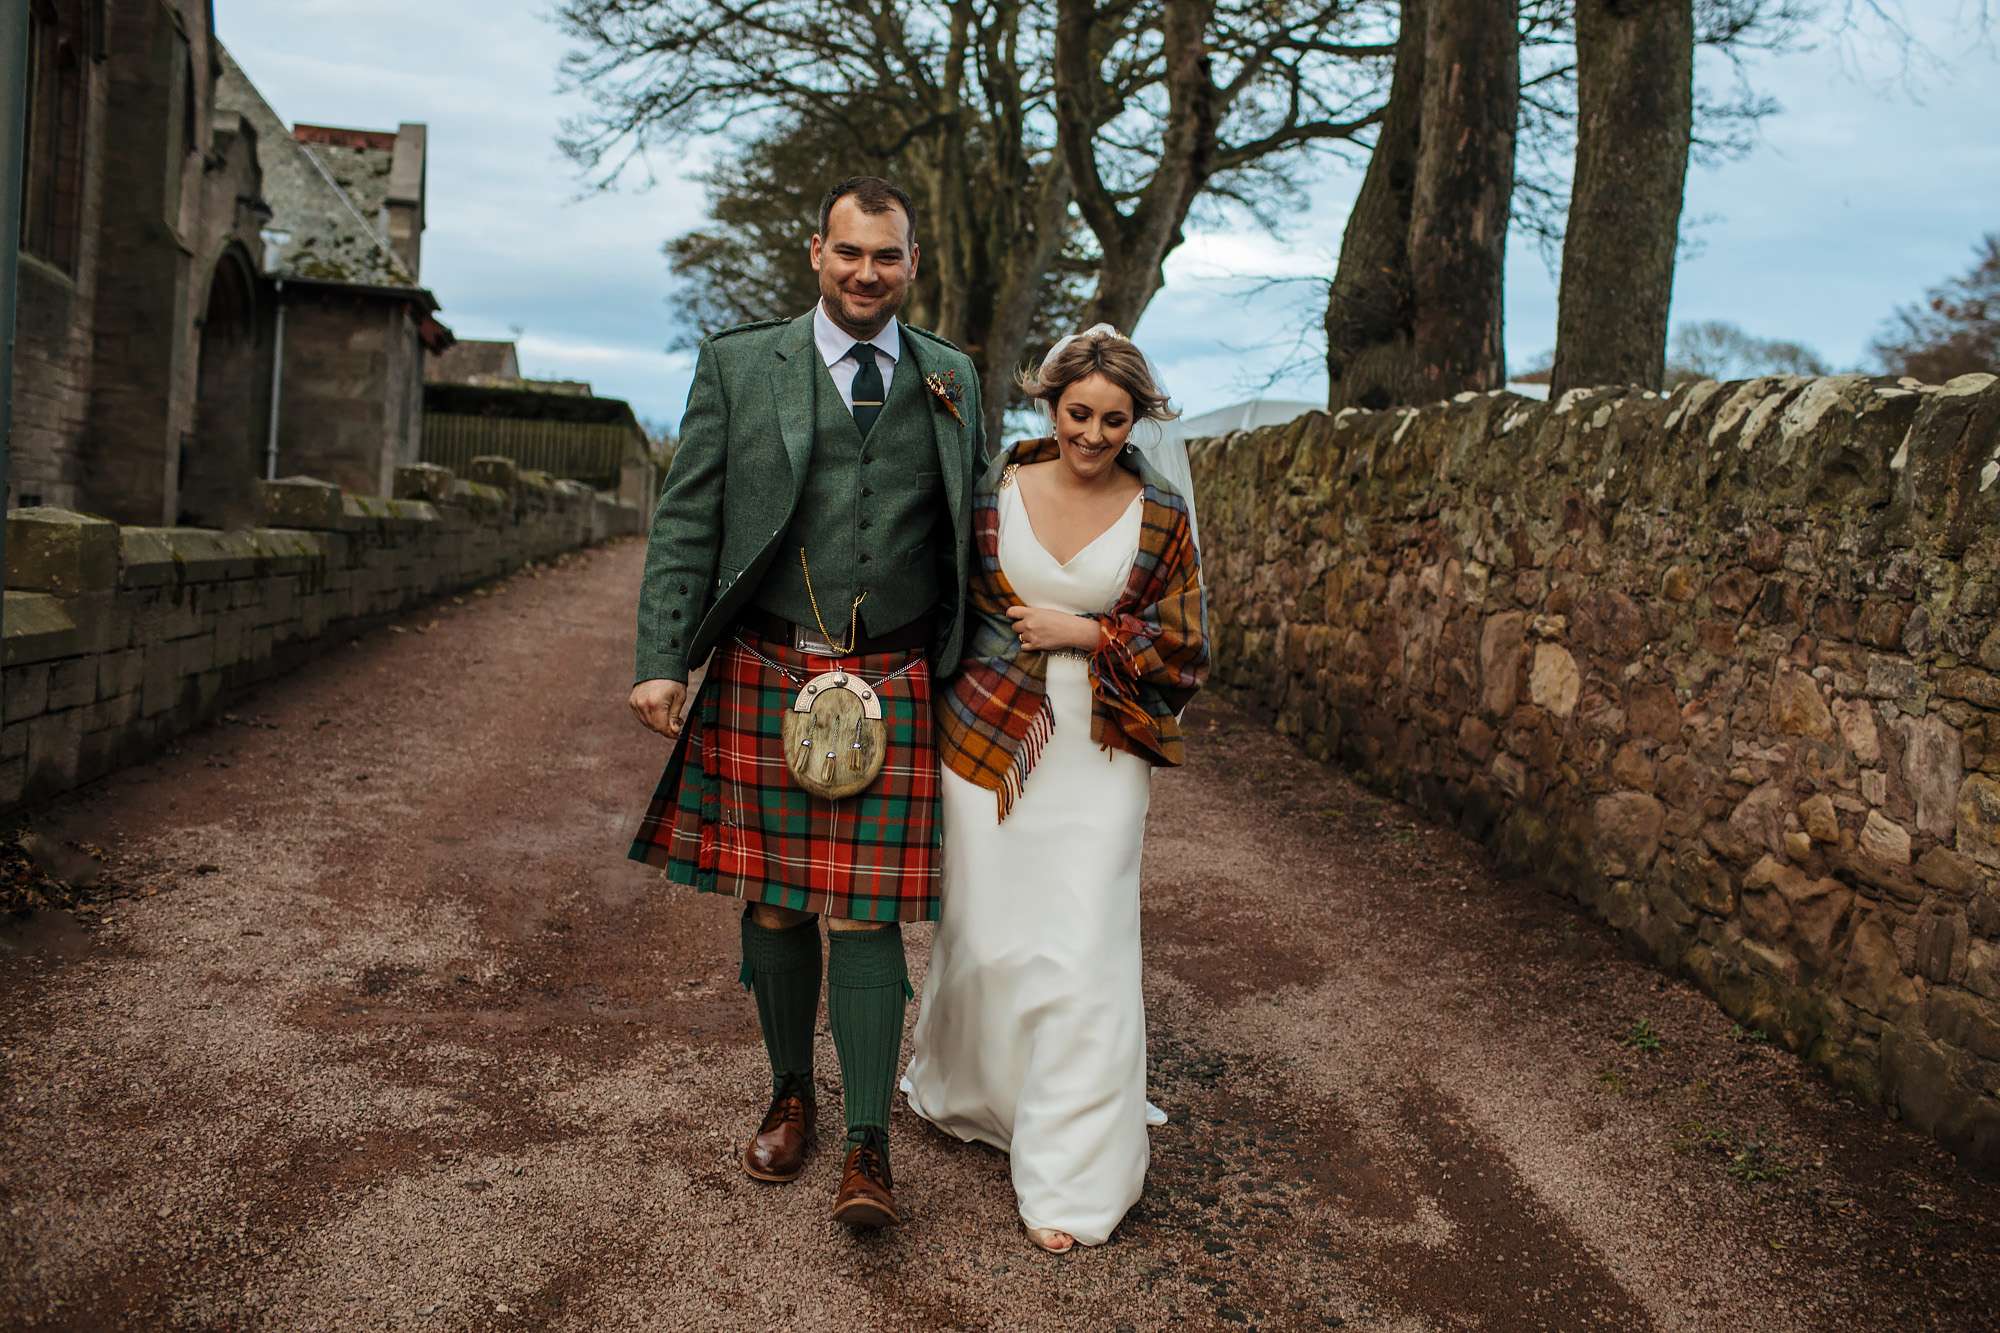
[634,309,986,685]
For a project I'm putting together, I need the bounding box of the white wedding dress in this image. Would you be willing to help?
[903,478,1156,1246]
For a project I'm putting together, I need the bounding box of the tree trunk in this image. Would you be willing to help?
[902,0,1075,447]
[1325,0,1426,412]
[1407,0,1518,397]
[1550,0,1694,394]
[975,168,1073,447]
[1056,0,1221,336]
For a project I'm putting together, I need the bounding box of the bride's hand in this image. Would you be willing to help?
[1006,605,1102,653]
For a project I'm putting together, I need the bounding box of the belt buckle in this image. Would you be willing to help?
[793,623,842,658]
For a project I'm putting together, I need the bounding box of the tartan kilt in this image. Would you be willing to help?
[627,631,942,923]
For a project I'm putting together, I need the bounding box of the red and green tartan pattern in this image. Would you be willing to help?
[628,634,941,922]
[937,436,1209,818]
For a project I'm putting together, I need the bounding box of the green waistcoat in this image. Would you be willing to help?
[631,309,985,686]
[752,348,946,639]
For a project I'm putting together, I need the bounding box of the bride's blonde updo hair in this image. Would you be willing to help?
[1016,327,1179,424]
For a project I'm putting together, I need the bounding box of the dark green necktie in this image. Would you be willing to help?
[848,342,884,436]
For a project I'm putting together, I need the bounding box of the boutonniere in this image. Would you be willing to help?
[924,370,965,424]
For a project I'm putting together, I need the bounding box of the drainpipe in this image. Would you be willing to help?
[1,3,31,675]
[264,279,285,479]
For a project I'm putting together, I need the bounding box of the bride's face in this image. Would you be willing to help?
[1052,373,1136,484]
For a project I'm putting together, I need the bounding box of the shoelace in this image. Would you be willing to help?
[761,1098,807,1132]
[850,1128,893,1190]
[761,1074,811,1131]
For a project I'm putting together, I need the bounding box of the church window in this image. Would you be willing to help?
[19,0,86,274]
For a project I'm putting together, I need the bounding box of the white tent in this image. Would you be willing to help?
[1157,398,1320,445]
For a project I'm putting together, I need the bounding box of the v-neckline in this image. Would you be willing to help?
[1012,482,1142,571]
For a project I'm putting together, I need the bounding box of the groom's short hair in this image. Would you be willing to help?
[818,176,918,247]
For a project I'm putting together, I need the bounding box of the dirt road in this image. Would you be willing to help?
[2,538,1995,1330]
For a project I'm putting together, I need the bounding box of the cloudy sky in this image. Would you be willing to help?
[217,2,2000,429]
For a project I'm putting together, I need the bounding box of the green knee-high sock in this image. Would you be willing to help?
[826,924,911,1154]
[740,910,822,1096]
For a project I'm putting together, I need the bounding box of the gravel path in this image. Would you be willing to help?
[2,537,1995,1331]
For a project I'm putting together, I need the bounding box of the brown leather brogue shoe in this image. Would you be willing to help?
[741,1080,815,1183]
[831,1128,903,1230]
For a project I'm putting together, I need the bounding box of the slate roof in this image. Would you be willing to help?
[213,47,416,288]
[294,130,396,234]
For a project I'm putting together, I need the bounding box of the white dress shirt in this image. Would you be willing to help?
[813,300,901,409]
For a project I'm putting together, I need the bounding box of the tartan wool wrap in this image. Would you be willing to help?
[937,437,1209,820]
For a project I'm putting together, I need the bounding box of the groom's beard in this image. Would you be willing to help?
[820,276,905,340]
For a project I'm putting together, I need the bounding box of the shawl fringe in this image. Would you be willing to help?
[1090,631,1162,744]
[994,695,1054,822]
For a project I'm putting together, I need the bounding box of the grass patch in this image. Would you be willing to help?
[1728,1023,1771,1044]
[1672,1120,1733,1155]
[1727,1139,1792,1185]
[1619,1018,1664,1054]
[1672,1120,1792,1186]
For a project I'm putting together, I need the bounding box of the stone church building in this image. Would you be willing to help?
[9,0,448,529]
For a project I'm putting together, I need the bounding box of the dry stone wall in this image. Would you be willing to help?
[1191,373,2000,1171]
[2,459,644,812]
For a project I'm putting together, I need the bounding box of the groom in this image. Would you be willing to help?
[626,177,984,1228]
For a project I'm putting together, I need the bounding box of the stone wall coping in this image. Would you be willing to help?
[346,494,440,530]
[1186,373,1997,547]
[2,459,647,816]
[118,527,330,588]
[5,507,121,595]
[447,479,508,517]
[258,476,346,530]
[2,592,81,667]
[393,463,454,505]
[466,456,519,493]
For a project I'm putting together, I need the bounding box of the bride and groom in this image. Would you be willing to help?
[625,176,1207,1252]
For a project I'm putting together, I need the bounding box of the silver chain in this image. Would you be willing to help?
[731,636,924,692]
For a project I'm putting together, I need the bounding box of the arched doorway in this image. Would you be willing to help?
[180,247,263,527]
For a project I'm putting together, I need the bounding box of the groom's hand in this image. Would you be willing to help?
[629,679,688,738]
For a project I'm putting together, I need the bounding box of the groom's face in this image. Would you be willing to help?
[810,196,919,339]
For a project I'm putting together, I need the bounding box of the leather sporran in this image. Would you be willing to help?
[781,669,889,800]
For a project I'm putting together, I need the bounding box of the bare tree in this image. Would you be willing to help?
[1051,0,1395,333]
[558,0,1401,434]
[555,1,1074,440]
[1407,0,1519,395]
[666,104,1100,389]
[1323,0,1805,412]
[1550,0,1694,393]
[1666,319,1829,383]
[1324,0,1425,410]
[661,117,835,343]
[1547,0,1983,393]
[1870,234,2000,383]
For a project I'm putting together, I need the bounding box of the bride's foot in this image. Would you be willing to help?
[1025,1225,1075,1254]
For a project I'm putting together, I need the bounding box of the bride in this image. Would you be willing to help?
[903,325,1208,1252]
